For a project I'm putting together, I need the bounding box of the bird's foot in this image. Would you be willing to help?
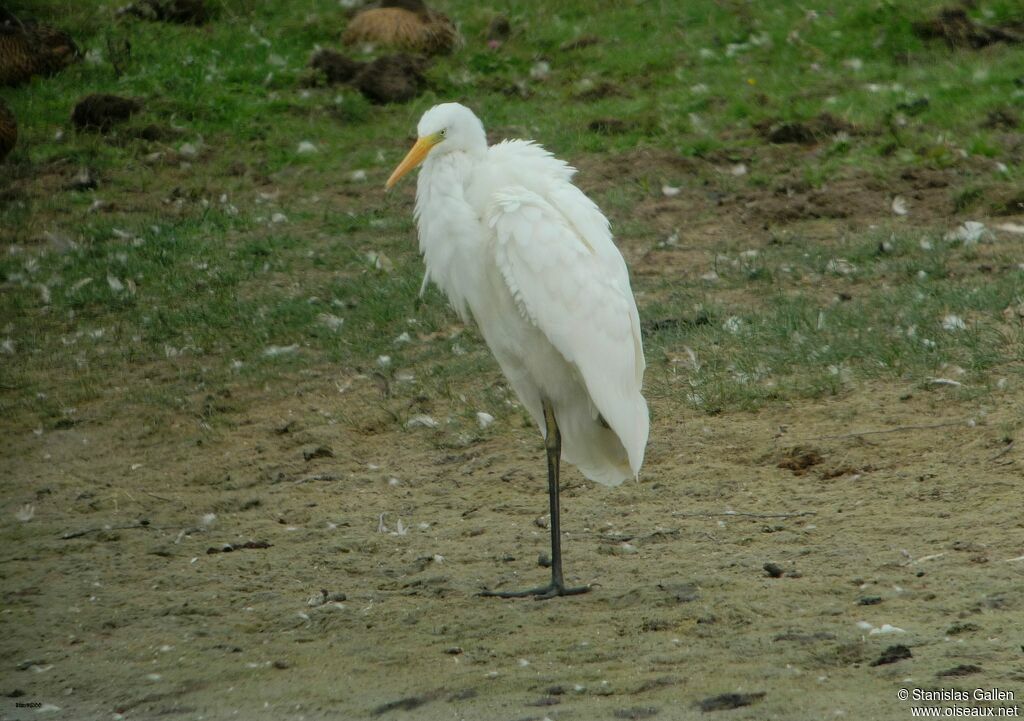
[479,582,590,601]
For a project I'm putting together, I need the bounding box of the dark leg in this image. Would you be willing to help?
[480,399,591,600]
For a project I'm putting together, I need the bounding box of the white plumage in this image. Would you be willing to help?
[387,102,648,597]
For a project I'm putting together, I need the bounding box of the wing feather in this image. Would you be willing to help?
[487,186,648,475]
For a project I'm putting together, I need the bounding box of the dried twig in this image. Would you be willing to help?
[797,420,967,442]
[294,472,341,484]
[60,521,151,540]
[600,528,681,544]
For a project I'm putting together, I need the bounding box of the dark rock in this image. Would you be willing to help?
[763,562,784,578]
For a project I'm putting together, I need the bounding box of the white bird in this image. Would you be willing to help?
[386,102,649,599]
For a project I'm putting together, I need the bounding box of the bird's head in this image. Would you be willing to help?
[385,102,486,189]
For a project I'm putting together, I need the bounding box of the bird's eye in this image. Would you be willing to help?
[440,129,447,137]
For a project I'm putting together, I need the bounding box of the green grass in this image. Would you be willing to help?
[641,226,1024,412]
[1,0,1023,427]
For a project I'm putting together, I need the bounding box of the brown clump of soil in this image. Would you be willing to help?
[131,123,181,142]
[485,14,511,43]
[352,53,426,104]
[71,94,143,133]
[981,108,1020,130]
[119,0,210,25]
[343,1,461,56]
[0,97,15,161]
[756,113,855,145]
[869,644,913,667]
[777,446,824,474]
[307,48,366,85]
[0,18,80,87]
[696,692,767,712]
[912,7,1024,49]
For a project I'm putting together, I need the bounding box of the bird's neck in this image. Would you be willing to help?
[415,152,486,323]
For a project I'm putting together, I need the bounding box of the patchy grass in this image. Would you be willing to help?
[1,0,1023,431]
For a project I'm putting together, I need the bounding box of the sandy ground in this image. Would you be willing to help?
[3,124,1024,719]
[3,362,1023,720]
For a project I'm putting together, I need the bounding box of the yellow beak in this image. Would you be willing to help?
[385,134,441,190]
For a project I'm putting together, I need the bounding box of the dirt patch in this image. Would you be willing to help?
[912,7,1024,49]
[777,446,824,475]
[71,94,143,133]
[3,106,1024,720]
[306,49,366,86]
[578,145,1014,248]
[755,113,857,145]
[982,108,1021,131]
[3,352,1023,719]
[119,0,211,25]
[352,53,427,105]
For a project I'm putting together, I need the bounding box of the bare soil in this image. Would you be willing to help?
[4,371,1023,720]
[2,149,1024,720]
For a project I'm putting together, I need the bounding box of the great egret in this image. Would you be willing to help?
[386,102,648,599]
